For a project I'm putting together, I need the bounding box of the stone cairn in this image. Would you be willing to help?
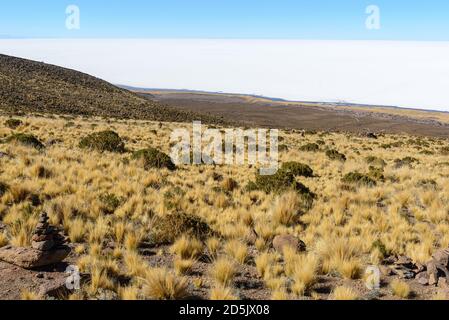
[32,212,67,251]
[0,212,70,269]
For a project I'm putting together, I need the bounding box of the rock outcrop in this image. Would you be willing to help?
[272,235,306,254]
[0,212,70,269]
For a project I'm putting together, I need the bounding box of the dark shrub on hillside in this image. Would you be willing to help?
[79,130,125,153]
[342,172,376,187]
[278,144,289,152]
[299,143,320,152]
[6,133,44,149]
[247,170,315,209]
[326,149,346,162]
[372,240,389,257]
[152,212,215,244]
[282,162,314,178]
[132,148,176,171]
[0,182,8,196]
[417,179,437,189]
[368,166,385,182]
[441,147,449,155]
[365,156,386,168]
[100,193,122,214]
[5,119,23,129]
[394,157,419,168]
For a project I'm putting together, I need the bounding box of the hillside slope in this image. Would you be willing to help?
[0,54,226,124]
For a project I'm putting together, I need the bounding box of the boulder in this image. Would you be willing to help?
[0,245,70,269]
[438,278,448,289]
[416,272,429,285]
[273,235,306,254]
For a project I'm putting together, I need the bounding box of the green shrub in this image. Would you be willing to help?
[132,148,176,171]
[365,156,386,168]
[441,147,449,155]
[247,170,315,209]
[100,193,122,214]
[278,144,289,152]
[282,162,314,178]
[6,133,44,149]
[368,166,385,182]
[372,240,389,257]
[326,149,346,162]
[5,119,23,129]
[417,179,437,189]
[342,172,376,187]
[152,212,215,244]
[299,143,319,152]
[394,157,418,168]
[79,130,125,153]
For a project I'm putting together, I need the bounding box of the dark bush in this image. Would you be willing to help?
[299,143,319,152]
[79,130,125,153]
[394,157,418,168]
[100,193,122,214]
[441,146,449,155]
[371,240,389,257]
[282,162,314,178]
[132,148,176,171]
[342,172,376,187]
[365,156,386,168]
[247,170,315,209]
[367,166,385,182]
[417,179,437,189]
[152,212,215,244]
[0,182,8,196]
[326,149,346,162]
[6,133,45,149]
[5,119,23,129]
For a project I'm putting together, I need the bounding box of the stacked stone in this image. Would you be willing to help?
[31,212,66,251]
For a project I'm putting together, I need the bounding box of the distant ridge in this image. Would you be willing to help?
[0,54,227,125]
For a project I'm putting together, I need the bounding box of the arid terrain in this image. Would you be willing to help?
[137,89,449,138]
[0,55,449,300]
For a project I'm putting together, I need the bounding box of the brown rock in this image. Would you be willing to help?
[273,235,306,254]
[32,234,53,242]
[438,278,448,289]
[378,265,393,276]
[0,245,70,269]
[246,229,258,245]
[416,272,429,285]
[432,249,449,267]
[32,239,55,251]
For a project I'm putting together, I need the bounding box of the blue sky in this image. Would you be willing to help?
[1,0,449,40]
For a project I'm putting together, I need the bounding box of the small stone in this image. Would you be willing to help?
[432,249,449,267]
[32,234,53,242]
[438,278,448,289]
[35,222,49,230]
[36,273,44,279]
[416,272,429,285]
[246,229,258,245]
[379,265,394,276]
[32,239,55,251]
[429,273,438,286]
[273,235,306,254]
[365,132,378,139]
